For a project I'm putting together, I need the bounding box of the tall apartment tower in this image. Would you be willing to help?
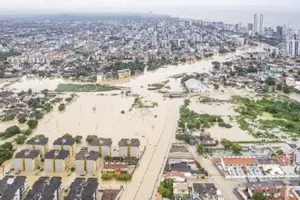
[253,14,258,34]
[259,14,264,35]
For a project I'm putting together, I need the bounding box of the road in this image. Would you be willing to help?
[188,146,241,200]
[133,99,181,200]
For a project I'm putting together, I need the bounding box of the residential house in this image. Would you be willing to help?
[14,149,40,172]
[220,156,257,170]
[99,187,124,200]
[90,138,112,157]
[103,161,129,174]
[75,148,99,174]
[0,176,28,200]
[237,181,299,200]
[173,183,189,199]
[192,183,223,200]
[26,136,48,156]
[65,178,99,200]
[24,177,62,200]
[118,138,140,158]
[44,150,69,173]
[53,137,76,155]
[163,171,186,182]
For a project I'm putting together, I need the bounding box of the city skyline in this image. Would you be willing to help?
[0,0,300,13]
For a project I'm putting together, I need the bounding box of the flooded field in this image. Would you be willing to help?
[0,45,264,200]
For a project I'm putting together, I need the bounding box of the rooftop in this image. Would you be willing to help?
[65,178,98,200]
[192,183,218,197]
[222,157,256,165]
[118,138,140,147]
[15,149,40,159]
[169,144,188,153]
[53,137,75,146]
[76,148,98,160]
[104,161,128,170]
[0,176,26,200]
[45,150,69,160]
[24,177,62,200]
[26,136,48,145]
[90,138,112,147]
[99,188,123,200]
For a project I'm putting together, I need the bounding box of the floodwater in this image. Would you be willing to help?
[0,45,263,200]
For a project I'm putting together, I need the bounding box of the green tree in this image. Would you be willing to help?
[27,119,38,129]
[27,88,33,95]
[213,84,220,90]
[276,83,282,91]
[253,191,267,200]
[265,76,276,86]
[22,128,33,136]
[232,143,242,154]
[196,143,204,155]
[276,149,284,155]
[15,134,27,144]
[17,116,27,124]
[86,135,97,144]
[75,135,83,143]
[62,133,73,139]
[221,139,232,149]
[282,84,291,94]
[58,103,65,111]
[158,179,174,199]
[3,125,21,138]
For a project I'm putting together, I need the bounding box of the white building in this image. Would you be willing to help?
[184,78,211,93]
[286,39,300,57]
[90,138,112,157]
[253,14,258,34]
[118,138,140,158]
[259,14,264,35]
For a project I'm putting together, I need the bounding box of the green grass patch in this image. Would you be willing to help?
[56,83,120,92]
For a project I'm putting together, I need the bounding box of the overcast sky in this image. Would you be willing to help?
[0,0,299,13]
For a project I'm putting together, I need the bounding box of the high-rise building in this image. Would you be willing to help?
[276,26,283,39]
[259,14,264,35]
[152,31,157,47]
[253,14,258,34]
[287,40,300,57]
[248,23,253,31]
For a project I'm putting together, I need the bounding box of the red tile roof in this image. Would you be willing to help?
[222,157,256,165]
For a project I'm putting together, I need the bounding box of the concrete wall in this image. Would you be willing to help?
[119,146,127,157]
[44,159,54,172]
[55,159,65,173]
[24,158,34,172]
[14,158,23,172]
[76,160,85,174]
[90,146,99,153]
[35,145,47,156]
[87,160,97,173]
[101,146,111,157]
[130,147,139,158]
[53,145,62,151]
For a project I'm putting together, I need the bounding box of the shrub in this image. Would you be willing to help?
[58,103,66,111]
[3,125,21,138]
[101,172,113,180]
[22,128,33,136]
[15,134,27,144]
[86,135,97,144]
[27,119,38,129]
[75,135,83,143]
[18,116,27,124]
